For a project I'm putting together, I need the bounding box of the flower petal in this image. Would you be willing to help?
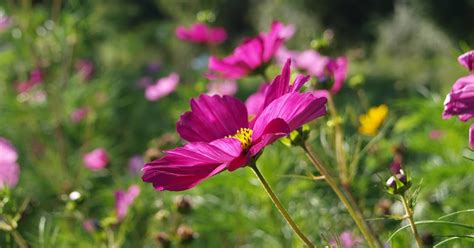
[249,118,290,155]
[470,123,474,149]
[252,92,327,140]
[142,138,243,191]
[177,95,249,142]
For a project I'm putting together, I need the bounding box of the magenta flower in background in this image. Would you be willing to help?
[330,231,362,248]
[75,59,94,80]
[443,75,474,121]
[458,50,474,71]
[0,137,20,189]
[15,68,43,93]
[0,15,12,31]
[428,129,443,140]
[128,155,144,175]
[207,21,293,80]
[143,63,326,191]
[115,185,140,221]
[83,219,99,233]
[207,80,238,96]
[145,73,180,101]
[176,22,227,44]
[83,148,109,171]
[71,107,89,123]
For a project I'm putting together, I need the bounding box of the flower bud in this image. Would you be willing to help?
[385,159,411,195]
[174,196,192,214]
[176,225,197,244]
[156,232,171,247]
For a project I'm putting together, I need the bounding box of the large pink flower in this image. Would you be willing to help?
[207,21,292,80]
[145,73,180,101]
[83,148,109,171]
[176,23,227,44]
[0,137,20,189]
[115,185,140,221]
[143,64,326,191]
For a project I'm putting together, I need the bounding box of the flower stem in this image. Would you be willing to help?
[400,195,423,248]
[327,94,349,185]
[250,163,314,247]
[301,143,379,248]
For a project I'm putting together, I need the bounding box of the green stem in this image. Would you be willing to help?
[400,195,423,248]
[327,94,349,185]
[11,230,27,248]
[250,163,314,247]
[301,143,379,248]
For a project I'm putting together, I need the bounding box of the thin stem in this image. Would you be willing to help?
[11,230,27,248]
[250,163,314,247]
[400,195,423,248]
[327,94,349,185]
[301,143,379,248]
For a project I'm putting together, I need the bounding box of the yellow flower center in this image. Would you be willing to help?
[228,128,253,150]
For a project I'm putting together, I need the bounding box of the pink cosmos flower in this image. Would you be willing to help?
[143,63,327,191]
[15,68,43,93]
[75,59,94,80]
[207,21,292,80]
[83,148,109,171]
[115,185,140,221]
[330,231,362,248]
[458,50,474,71]
[0,137,20,189]
[207,80,238,96]
[176,22,227,44]
[70,107,89,123]
[277,48,348,94]
[145,73,180,101]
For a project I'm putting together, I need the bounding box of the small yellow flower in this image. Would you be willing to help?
[359,104,389,136]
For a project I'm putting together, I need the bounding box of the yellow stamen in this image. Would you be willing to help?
[227,128,253,150]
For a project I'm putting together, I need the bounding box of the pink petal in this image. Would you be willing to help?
[83,148,109,171]
[328,56,348,94]
[0,137,18,164]
[458,50,474,71]
[233,37,265,69]
[145,73,179,101]
[245,84,268,118]
[177,94,249,142]
[249,118,290,155]
[207,80,238,96]
[252,92,327,140]
[115,185,140,220]
[470,123,474,149]
[142,138,243,191]
[0,162,20,189]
